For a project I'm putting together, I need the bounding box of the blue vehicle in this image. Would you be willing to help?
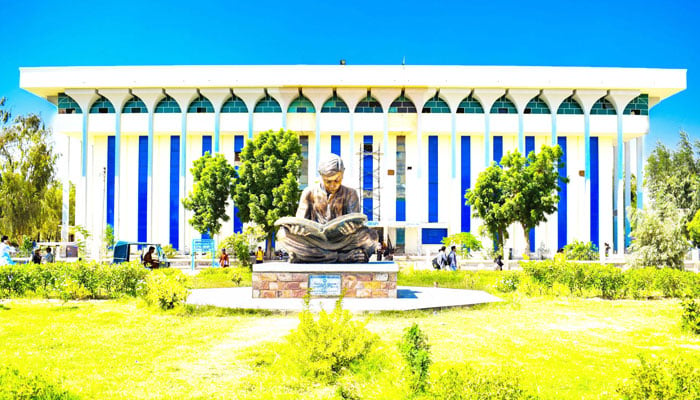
[112,241,170,268]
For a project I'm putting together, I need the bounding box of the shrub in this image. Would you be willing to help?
[0,365,79,400]
[681,299,700,334]
[629,202,689,269]
[495,272,520,293]
[654,268,691,298]
[220,233,252,268]
[624,267,659,299]
[617,356,700,399]
[588,263,626,300]
[0,261,147,300]
[398,323,431,394]
[441,232,483,259]
[161,244,178,259]
[563,240,599,261]
[144,269,190,310]
[285,296,377,382]
[431,364,538,400]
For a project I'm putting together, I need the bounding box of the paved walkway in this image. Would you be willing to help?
[187,286,501,312]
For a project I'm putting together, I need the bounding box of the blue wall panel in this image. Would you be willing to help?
[493,136,503,164]
[461,136,471,232]
[331,135,341,156]
[233,135,244,233]
[169,136,180,248]
[557,137,567,250]
[590,136,599,250]
[396,199,406,221]
[526,136,535,252]
[428,136,439,223]
[422,228,448,244]
[362,135,373,220]
[138,136,148,242]
[106,136,115,229]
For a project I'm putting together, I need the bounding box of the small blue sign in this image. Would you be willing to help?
[309,274,342,296]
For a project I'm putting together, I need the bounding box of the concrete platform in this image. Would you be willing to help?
[186,286,502,312]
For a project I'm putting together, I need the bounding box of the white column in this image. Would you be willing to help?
[624,140,632,248]
[506,89,540,154]
[636,136,644,209]
[300,88,333,180]
[100,89,131,241]
[64,89,98,253]
[472,89,505,167]
[336,88,368,185]
[606,90,639,254]
[131,89,165,243]
[61,135,71,241]
[370,88,402,222]
[267,88,298,130]
[233,88,265,140]
[168,89,199,251]
[200,88,233,154]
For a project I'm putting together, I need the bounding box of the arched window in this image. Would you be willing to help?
[422,94,450,113]
[254,94,282,113]
[288,95,315,113]
[187,95,214,113]
[389,93,416,113]
[524,96,551,114]
[590,97,616,115]
[355,94,382,113]
[57,93,82,114]
[623,94,649,116]
[456,95,484,113]
[155,95,182,113]
[89,95,115,114]
[557,96,583,115]
[221,95,248,113]
[122,96,147,114]
[321,94,349,113]
[490,95,517,114]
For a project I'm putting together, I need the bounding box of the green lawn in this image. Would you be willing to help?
[1,295,698,399]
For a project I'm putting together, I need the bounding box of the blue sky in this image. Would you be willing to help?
[1,0,698,152]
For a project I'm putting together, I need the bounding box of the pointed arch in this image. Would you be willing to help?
[524,96,551,114]
[456,95,484,113]
[254,94,282,113]
[155,95,182,113]
[321,93,349,113]
[122,95,147,114]
[187,94,214,113]
[89,95,115,114]
[557,95,583,115]
[288,95,315,113]
[221,95,248,113]
[57,93,82,114]
[490,95,517,114]
[422,94,450,113]
[389,93,416,113]
[590,97,616,115]
[355,94,382,113]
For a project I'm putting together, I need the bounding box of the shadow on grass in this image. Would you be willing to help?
[177,303,275,317]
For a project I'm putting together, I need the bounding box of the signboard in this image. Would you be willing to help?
[309,274,342,296]
[191,239,217,270]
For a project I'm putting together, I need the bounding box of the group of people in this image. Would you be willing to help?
[0,235,55,266]
[217,246,265,267]
[432,245,458,270]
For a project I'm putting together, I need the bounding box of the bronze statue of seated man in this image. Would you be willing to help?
[276,153,378,263]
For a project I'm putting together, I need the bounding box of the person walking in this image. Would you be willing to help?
[255,246,264,264]
[447,246,458,271]
[31,249,42,264]
[0,236,15,266]
[43,247,55,264]
[219,248,230,268]
[437,246,448,270]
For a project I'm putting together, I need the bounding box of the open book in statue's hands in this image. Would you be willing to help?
[275,213,368,241]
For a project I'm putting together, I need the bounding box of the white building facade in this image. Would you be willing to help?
[19,65,686,257]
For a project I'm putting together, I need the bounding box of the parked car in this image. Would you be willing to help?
[112,241,170,268]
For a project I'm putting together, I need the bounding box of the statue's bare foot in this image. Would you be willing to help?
[338,249,368,263]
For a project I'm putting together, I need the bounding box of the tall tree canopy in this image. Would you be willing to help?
[501,145,566,255]
[466,145,566,256]
[182,152,237,236]
[645,130,700,245]
[0,98,59,239]
[233,129,302,254]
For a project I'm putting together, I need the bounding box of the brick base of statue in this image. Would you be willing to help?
[252,262,398,298]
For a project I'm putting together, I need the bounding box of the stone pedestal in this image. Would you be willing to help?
[252,262,398,298]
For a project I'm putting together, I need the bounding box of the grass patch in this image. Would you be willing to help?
[398,268,505,292]
[189,267,252,289]
[1,296,699,398]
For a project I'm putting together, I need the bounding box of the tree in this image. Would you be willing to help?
[500,145,566,257]
[687,209,700,247]
[629,199,689,269]
[465,164,511,255]
[645,130,700,238]
[182,152,236,237]
[0,98,58,238]
[233,129,302,256]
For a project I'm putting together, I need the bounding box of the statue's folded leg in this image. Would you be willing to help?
[277,228,339,263]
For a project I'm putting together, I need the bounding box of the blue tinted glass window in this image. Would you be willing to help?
[623,94,649,116]
[221,95,248,113]
[288,95,315,113]
[524,96,551,114]
[89,95,115,114]
[122,96,147,114]
[591,97,616,115]
[321,94,349,113]
[187,95,214,113]
[389,94,416,113]
[57,93,82,114]
[557,96,583,115]
[355,94,382,113]
[422,94,450,113]
[254,94,282,113]
[490,95,517,114]
[155,95,182,113]
[456,95,484,114]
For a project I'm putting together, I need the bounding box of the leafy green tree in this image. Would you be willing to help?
[686,209,700,248]
[645,130,700,238]
[38,182,63,241]
[233,129,302,255]
[441,232,482,259]
[501,145,566,256]
[182,152,237,236]
[629,199,689,269]
[563,240,599,261]
[0,98,58,238]
[465,164,511,255]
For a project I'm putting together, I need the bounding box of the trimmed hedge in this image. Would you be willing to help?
[0,261,148,300]
[521,259,700,300]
